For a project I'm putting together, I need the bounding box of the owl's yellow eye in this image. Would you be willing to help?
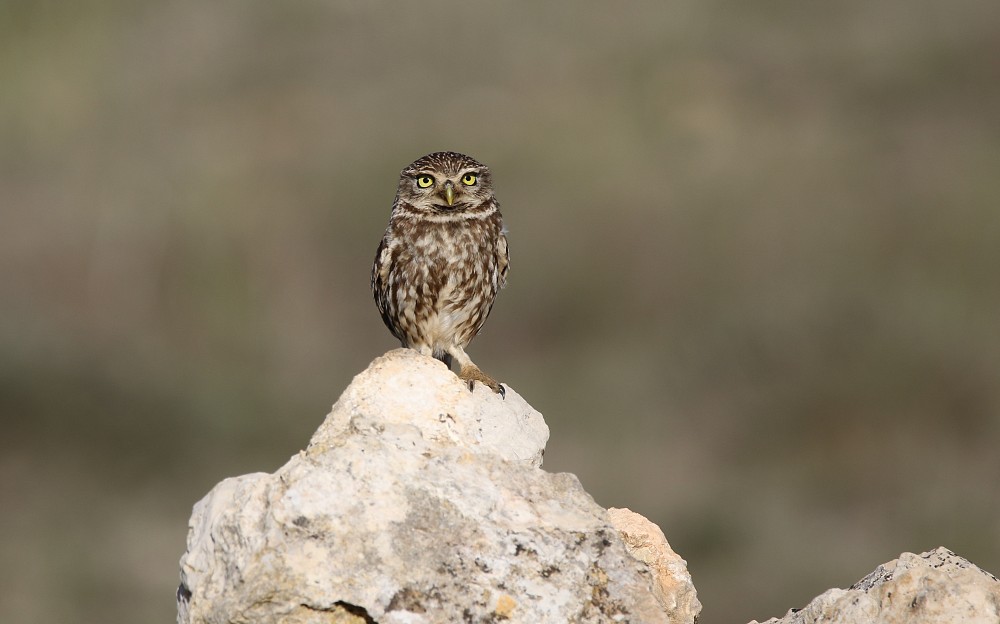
[461,173,478,186]
[416,175,434,188]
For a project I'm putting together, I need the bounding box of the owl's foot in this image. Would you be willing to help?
[458,364,506,398]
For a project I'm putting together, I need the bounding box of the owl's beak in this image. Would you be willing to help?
[443,181,456,206]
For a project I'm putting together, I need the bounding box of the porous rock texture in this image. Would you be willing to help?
[177,349,700,624]
[607,508,700,618]
[750,547,1000,624]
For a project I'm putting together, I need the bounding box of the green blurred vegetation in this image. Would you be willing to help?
[2,1,999,622]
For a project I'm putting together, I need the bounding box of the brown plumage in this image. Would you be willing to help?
[372,151,509,396]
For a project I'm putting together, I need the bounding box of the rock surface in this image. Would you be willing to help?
[608,508,702,622]
[750,547,1000,624]
[177,349,699,624]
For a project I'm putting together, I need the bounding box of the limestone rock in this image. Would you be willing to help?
[750,547,1000,624]
[178,349,699,624]
[608,508,702,622]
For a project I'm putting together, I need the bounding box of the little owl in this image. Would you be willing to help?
[371,151,509,396]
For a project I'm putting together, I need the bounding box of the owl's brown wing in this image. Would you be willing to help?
[371,234,404,344]
[496,230,509,290]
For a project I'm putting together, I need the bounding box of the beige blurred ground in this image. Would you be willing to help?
[2,1,999,622]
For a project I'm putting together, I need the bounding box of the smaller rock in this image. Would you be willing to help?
[608,508,702,623]
[750,546,1000,624]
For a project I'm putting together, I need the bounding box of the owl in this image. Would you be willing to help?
[372,151,509,396]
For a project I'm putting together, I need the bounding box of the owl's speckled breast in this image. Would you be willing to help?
[391,217,501,355]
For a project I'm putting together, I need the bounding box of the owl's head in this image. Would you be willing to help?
[396,151,494,213]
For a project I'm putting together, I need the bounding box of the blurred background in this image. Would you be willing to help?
[2,1,999,622]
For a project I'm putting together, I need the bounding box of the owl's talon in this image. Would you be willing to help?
[458,365,505,398]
